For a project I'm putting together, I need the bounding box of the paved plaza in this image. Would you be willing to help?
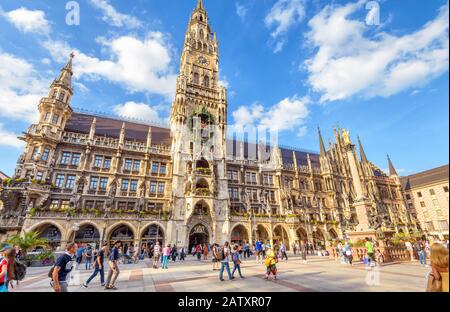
[12,254,430,292]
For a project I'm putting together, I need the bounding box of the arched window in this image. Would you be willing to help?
[193,73,199,84]
[203,43,208,51]
[58,91,66,102]
[199,29,204,39]
[197,41,202,50]
[199,15,203,22]
[203,75,209,88]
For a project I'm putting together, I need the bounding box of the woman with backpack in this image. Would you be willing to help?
[0,248,16,292]
[231,244,245,279]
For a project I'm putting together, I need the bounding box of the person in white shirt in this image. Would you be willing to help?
[405,240,414,261]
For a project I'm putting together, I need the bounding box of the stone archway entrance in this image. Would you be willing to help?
[255,224,269,243]
[296,227,308,243]
[71,224,100,247]
[231,225,249,245]
[109,224,134,253]
[35,224,62,251]
[141,224,164,249]
[273,225,290,251]
[312,228,325,248]
[189,224,209,252]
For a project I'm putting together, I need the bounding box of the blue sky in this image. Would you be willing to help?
[0,0,448,176]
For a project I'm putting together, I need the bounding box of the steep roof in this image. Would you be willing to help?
[65,112,320,167]
[65,112,172,146]
[401,165,449,190]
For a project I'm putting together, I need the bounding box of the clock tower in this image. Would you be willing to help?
[168,0,229,249]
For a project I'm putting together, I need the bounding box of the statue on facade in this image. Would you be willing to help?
[70,194,82,209]
[342,128,351,146]
[75,175,86,194]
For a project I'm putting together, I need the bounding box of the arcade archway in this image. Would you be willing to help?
[273,225,290,251]
[254,224,269,243]
[189,223,210,251]
[70,224,101,247]
[141,224,164,248]
[108,224,135,253]
[312,228,325,248]
[34,223,62,250]
[296,227,308,243]
[231,224,249,245]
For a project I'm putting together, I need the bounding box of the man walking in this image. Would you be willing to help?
[219,242,233,281]
[82,243,107,288]
[365,237,375,266]
[255,240,262,264]
[152,241,161,269]
[280,242,288,262]
[105,240,121,290]
[51,243,77,292]
[75,243,84,270]
[415,239,427,266]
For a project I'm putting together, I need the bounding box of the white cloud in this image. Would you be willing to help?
[1,7,50,35]
[89,0,142,29]
[305,1,449,102]
[260,96,310,131]
[265,0,306,52]
[231,96,310,133]
[0,124,24,148]
[43,32,177,99]
[236,3,248,20]
[0,53,49,123]
[232,104,264,132]
[113,101,165,124]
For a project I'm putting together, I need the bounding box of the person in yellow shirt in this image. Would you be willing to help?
[264,244,278,280]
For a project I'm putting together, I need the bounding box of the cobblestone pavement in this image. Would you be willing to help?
[12,255,430,292]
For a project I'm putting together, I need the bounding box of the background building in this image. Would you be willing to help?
[401,165,449,240]
[0,0,416,250]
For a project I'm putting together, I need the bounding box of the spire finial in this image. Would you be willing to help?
[318,126,326,156]
[358,136,368,163]
[197,0,204,10]
[387,154,398,176]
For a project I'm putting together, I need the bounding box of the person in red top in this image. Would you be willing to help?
[0,248,17,292]
[196,244,202,261]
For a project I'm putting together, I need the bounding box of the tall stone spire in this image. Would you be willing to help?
[387,154,398,176]
[318,126,326,157]
[358,136,368,163]
[53,52,74,91]
[196,0,204,10]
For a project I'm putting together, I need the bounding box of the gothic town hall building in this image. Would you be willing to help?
[0,1,418,251]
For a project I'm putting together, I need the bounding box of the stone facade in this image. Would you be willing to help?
[0,0,417,250]
[401,165,449,240]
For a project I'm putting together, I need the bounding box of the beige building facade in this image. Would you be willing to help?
[401,165,449,240]
[0,0,417,250]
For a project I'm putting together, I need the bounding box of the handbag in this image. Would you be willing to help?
[426,273,443,292]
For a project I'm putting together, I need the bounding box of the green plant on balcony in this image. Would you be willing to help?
[80,208,88,215]
[125,209,136,214]
[67,208,76,217]
[28,207,37,217]
[92,208,101,217]
[2,178,13,187]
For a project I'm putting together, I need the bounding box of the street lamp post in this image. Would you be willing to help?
[72,222,80,243]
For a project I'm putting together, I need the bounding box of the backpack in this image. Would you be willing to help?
[86,249,93,257]
[12,260,27,281]
[48,265,55,279]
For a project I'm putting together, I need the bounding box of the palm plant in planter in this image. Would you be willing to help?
[7,231,48,257]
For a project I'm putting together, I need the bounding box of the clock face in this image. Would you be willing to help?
[197,56,209,66]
